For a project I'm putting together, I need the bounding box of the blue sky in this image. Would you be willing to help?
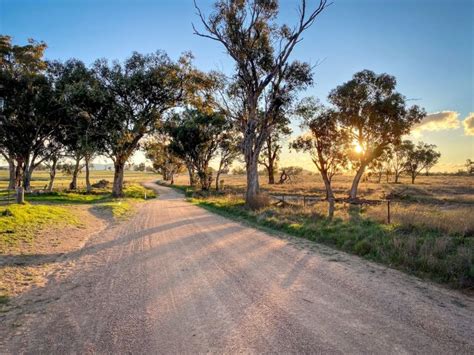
[1,0,473,170]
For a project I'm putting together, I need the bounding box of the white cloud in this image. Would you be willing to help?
[462,112,474,136]
[411,111,461,136]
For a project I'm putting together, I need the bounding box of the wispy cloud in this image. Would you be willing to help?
[411,111,461,136]
[462,112,474,136]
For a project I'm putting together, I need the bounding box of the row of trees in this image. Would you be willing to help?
[1,0,441,207]
[0,35,214,197]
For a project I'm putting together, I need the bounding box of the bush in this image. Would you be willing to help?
[354,240,372,256]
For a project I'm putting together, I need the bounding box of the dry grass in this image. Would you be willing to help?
[167,172,473,288]
[172,172,474,237]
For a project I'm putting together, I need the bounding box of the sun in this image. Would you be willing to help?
[354,142,364,154]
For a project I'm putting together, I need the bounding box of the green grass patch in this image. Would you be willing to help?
[27,191,111,204]
[0,183,156,250]
[25,183,156,204]
[191,195,473,289]
[0,203,80,250]
[94,200,133,219]
[123,184,157,199]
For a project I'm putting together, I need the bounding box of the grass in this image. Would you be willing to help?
[94,201,133,219]
[0,203,80,251]
[0,170,157,191]
[123,184,157,199]
[189,194,473,289]
[0,177,157,251]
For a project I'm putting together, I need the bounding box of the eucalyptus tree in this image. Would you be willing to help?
[43,140,64,192]
[193,0,329,207]
[259,113,292,184]
[0,35,64,191]
[404,142,440,184]
[166,109,231,190]
[388,140,414,183]
[144,137,184,184]
[93,51,189,197]
[367,148,392,183]
[328,70,426,199]
[215,134,241,191]
[466,159,474,175]
[51,59,108,192]
[292,97,349,200]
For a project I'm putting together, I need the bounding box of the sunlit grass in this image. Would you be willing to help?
[94,201,133,219]
[0,203,80,251]
[0,180,157,251]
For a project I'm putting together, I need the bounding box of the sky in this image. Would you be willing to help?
[1,0,473,172]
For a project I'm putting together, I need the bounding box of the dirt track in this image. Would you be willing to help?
[1,183,473,354]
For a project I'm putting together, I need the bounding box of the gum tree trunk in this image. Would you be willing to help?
[215,171,222,191]
[15,158,23,188]
[186,163,196,187]
[7,155,16,190]
[267,164,275,184]
[349,164,367,200]
[321,173,334,200]
[394,171,400,183]
[69,155,81,190]
[85,155,92,193]
[245,154,260,205]
[22,155,33,192]
[47,156,58,192]
[112,160,125,198]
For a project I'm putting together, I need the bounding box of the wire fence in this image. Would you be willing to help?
[269,193,393,223]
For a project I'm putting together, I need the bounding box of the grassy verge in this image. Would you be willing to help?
[0,203,81,251]
[0,183,156,250]
[190,194,473,289]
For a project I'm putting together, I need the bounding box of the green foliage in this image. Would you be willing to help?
[92,51,192,197]
[328,70,427,198]
[50,59,107,160]
[166,109,231,190]
[25,183,155,203]
[144,136,185,182]
[404,141,441,183]
[293,98,349,181]
[194,0,328,204]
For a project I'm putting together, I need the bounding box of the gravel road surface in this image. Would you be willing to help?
[1,183,473,354]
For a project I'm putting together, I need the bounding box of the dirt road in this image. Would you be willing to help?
[1,183,473,354]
